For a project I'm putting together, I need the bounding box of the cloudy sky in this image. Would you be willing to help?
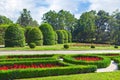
[0,0,120,23]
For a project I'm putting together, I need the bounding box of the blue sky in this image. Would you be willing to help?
[0,0,120,23]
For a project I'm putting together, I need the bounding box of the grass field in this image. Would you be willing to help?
[19,71,120,80]
[0,43,119,51]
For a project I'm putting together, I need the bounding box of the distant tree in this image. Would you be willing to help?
[17,9,39,27]
[0,15,13,24]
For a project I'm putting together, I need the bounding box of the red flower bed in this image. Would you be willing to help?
[0,64,59,71]
[75,56,102,61]
[104,54,120,56]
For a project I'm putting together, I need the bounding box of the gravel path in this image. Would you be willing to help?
[0,50,120,55]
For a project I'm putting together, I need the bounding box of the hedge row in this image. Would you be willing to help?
[0,65,97,80]
[63,54,111,68]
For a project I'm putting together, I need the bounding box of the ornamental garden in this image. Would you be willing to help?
[0,53,120,79]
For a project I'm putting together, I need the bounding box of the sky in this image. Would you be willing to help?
[0,0,120,23]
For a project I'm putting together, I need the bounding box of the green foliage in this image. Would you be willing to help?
[0,65,96,80]
[91,45,95,48]
[114,45,118,48]
[54,31,58,44]
[29,43,36,49]
[4,24,25,47]
[0,15,13,24]
[28,27,43,46]
[25,27,33,43]
[56,30,64,44]
[62,30,68,43]
[67,31,72,43]
[63,55,111,68]
[39,23,55,45]
[64,44,69,49]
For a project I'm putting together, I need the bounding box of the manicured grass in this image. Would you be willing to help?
[0,43,119,51]
[19,71,120,80]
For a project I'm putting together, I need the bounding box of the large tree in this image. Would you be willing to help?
[73,11,96,42]
[0,15,13,24]
[17,9,39,27]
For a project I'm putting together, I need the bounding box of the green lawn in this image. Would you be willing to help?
[19,71,120,80]
[0,43,119,51]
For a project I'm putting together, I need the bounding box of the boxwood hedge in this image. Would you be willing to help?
[63,54,111,68]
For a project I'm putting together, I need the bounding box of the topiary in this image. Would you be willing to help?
[29,43,36,49]
[64,44,69,49]
[27,27,43,46]
[56,30,64,44]
[67,31,72,43]
[62,30,68,43]
[39,23,55,45]
[114,45,118,48]
[91,45,95,48]
[54,31,58,44]
[4,24,25,47]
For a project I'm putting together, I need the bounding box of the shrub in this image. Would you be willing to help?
[39,23,55,45]
[29,43,36,49]
[64,44,69,49]
[24,27,32,43]
[114,45,118,48]
[62,30,68,43]
[91,45,95,48]
[56,30,64,44]
[27,27,43,46]
[67,31,72,43]
[54,31,58,44]
[4,24,25,47]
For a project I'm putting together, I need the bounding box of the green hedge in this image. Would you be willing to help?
[63,54,111,68]
[27,27,43,46]
[56,30,64,44]
[118,63,120,70]
[0,65,97,80]
[4,24,25,47]
[62,30,68,43]
[67,31,72,43]
[39,23,55,45]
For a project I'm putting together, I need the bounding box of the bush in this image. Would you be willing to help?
[91,45,95,48]
[64,44,69,49]
[24,27,32,43]
[54,31,58,44]
[63,54,111,68]
[56,30,64,44]
[62,30,68,43]
[0,65,96,80]
[29,43,36,49]
[39,23,55,45]
[4,24,25,47]
[114,45,118,48]
[27,27,43,46]
[67,31,72,43]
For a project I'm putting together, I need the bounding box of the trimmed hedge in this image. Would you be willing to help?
[62,30,68,43]
[67,31,72,43]
[39,23,55,45]
[56,30,64,44]
[28,27,43,46]
[54,31,58,44]
[63,54,111,68]
[4,24,25,47]
[24,27,32,43]
[118,63,120,70]
[0,65,97,80]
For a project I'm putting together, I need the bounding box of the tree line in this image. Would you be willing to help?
[0,9,120,45]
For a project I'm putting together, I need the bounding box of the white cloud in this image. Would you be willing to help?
[88,0,120,13]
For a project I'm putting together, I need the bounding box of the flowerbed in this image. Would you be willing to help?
[0,63,59,70]
[63,54,111,68]
[75,56,102,61]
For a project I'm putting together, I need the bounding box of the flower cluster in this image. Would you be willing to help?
[75,56,102,61]
[0,64,59,70]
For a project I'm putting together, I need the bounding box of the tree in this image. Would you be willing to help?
[28,27,43,46]
[17,9,39,27]
[0,15,13,24]
[39,23,55,45]
[74,11,96,42]
[4,24,25,47]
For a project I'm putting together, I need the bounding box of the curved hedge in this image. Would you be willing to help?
[63,54,111,68]
[27,27,43,46]
[39,23,55,45]
[56,30,64,44]
[54,31,58,44]
[62,30,68,43]
[4,24,25,47]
